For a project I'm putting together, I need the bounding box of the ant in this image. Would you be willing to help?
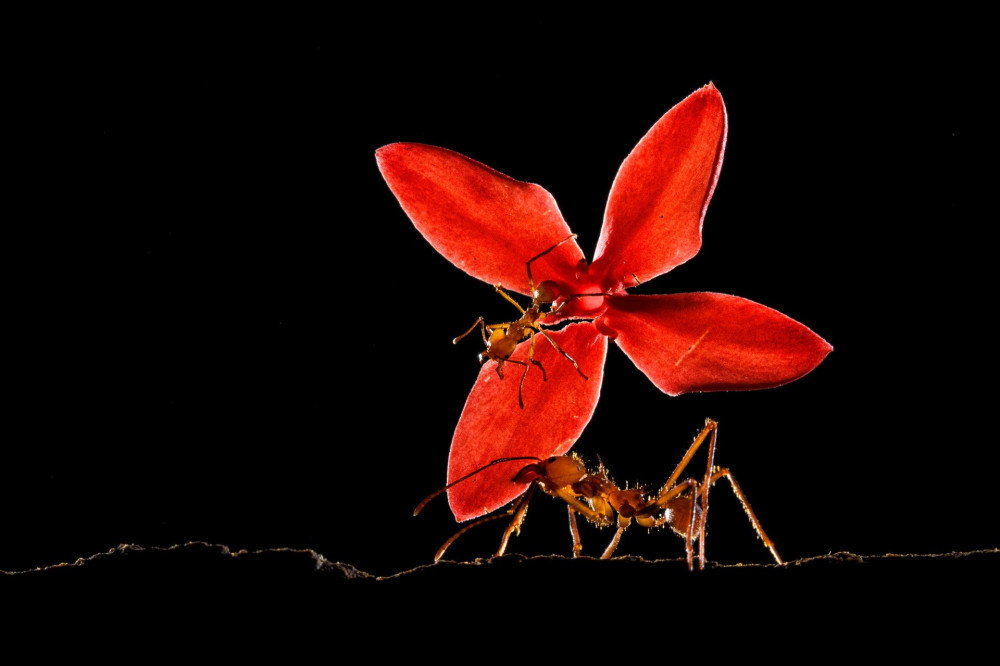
[453,234,590,408]
[415,419,782,570]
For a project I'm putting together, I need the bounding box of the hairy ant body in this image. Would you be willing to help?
[415,419,782,570]
[453,235,589,408]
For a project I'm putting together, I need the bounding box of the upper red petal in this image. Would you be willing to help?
[447,322,607,521]
[590,84,727,290]
[599,293,831,396]
[376,143,585,295]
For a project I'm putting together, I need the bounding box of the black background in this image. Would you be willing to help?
[7,14,997,636]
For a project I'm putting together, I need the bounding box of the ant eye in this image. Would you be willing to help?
[534,280,560,304]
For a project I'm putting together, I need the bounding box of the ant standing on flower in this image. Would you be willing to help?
[453,234,594,408]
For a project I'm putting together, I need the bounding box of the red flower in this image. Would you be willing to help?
[377,84,831,522]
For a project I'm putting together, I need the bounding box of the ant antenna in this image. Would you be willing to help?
[413,456,543,516]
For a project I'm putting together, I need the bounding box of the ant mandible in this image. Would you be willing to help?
[414,419,783,570]
[453,235,590,409]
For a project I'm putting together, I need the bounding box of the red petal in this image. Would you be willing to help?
[590,84,727,290]
[376,143,585,295]
[599,293,831,395]
[447,322,607,521]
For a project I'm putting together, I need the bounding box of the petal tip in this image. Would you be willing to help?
[697,82,725,107]
[374,142,404,167]
[604,293,832,396]
[813,335,834,359]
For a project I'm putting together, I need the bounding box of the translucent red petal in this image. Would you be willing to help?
[447,322,607,521]
[599,293,832,396]
[590,85,727,290]
[376,142,585,295]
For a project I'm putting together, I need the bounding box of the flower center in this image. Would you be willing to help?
[552,277,608,319]
[572,293,607,313]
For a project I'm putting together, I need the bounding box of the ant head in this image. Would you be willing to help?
[540,455,588,487]
[533,280,560,304]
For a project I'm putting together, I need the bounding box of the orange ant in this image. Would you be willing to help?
[415,419,782,570]
[453,234,589,408]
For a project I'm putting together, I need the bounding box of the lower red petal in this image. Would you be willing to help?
[448,322,607,521]
[600,293,831,396]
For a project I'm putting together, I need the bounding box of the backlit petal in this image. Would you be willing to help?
[377,142,585,295]
[448,322,607,521]
[590,85,727,290]
[599,293,831,395]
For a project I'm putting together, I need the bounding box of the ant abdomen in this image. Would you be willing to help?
[660,496,701,539]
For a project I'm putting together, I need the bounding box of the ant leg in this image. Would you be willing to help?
[495,357,530,408]
[701,468,783,565]
[526,329,547,379]
[526,234,577,295]
[600,515,631,559]
[528,357,547,382]
[697,420,719,569]
[651,421,781,568]
[453,316,487,345]
[647,419,717,569]
[660,419,718,497]
[496,483,537,556]
[515,333,547,406]
[539,330,588,380]
[434,511,511,561]
[567,507,583,557]
[646,478,700,569]
[649,478,700,514]
[494,284,527,315]
[517,363,529,409]
[648,420,719,569]
[537,482,613,527]
[685,484,700,571]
